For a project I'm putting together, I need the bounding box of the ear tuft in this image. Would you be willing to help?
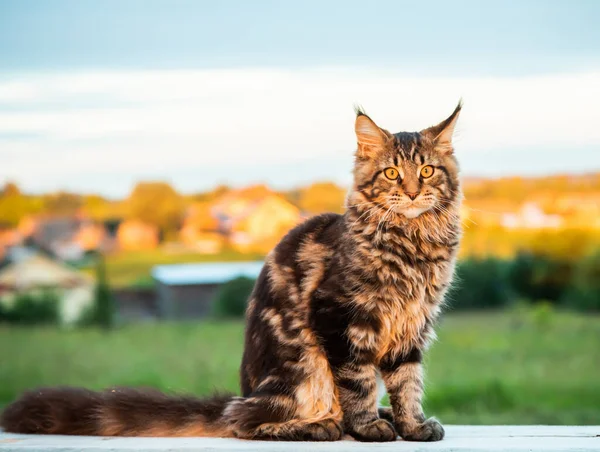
[422,100,462,154]
[354,109,387,157]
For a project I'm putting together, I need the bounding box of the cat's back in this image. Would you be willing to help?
[277,212,344,254]
[241,212,345,396]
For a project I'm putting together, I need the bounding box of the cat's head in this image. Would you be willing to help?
[348,102,462,226]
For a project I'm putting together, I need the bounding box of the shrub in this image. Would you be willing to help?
[1,291,59,325]
[562,251,600,312]
[212,276,256,318]
[449,258,512,310]
[508,252,573,303]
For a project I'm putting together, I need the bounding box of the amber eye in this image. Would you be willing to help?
[420,165,434,178]
[384,167,399,180]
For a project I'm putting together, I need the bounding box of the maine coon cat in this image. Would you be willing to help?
[1,102,462,442]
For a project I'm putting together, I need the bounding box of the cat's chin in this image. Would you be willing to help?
[399,206,430,219]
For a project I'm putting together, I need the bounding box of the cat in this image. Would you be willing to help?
[1,102,462,442]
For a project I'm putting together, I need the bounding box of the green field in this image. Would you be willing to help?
[1,310,599,425]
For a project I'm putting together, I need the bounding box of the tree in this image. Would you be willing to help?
[298,182,347,215]
[42,192,83,216]
[563,251,600,312]
[0,187,43,226]
[2,181,21,197]
[126,182,184,239]
[212,277,255,318]
[449,258,512,310]
[508,252,574,303]
[93,255,116,329]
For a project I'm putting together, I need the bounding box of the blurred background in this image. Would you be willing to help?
[1,0,599,425]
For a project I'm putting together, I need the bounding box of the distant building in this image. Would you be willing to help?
[211,186,301,253]
[0,224,22,262]
[117,219,159,251]
[152,261,263,320]
[180,202,225,253]
[180,230,225,254]
[16,215,111,261]
[229,195,301,253]
[501,202,563,229]
[0,254,94,324]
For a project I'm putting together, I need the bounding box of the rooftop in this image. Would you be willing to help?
[152,261,264,286]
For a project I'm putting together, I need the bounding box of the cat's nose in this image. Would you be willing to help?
[405,191,419,200]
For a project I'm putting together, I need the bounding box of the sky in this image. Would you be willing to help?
[1,0,599,197]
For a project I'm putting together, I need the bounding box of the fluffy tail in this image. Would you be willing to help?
[0,387,235,437]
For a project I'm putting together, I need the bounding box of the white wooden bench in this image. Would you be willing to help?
[1,426,599,451]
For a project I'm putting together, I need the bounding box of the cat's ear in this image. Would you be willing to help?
[355,108,390,157]
[421,100,462,154]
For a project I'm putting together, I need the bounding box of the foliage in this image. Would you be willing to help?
[463,173,600,204]
[563,251,600,312]
[41,192,83,216]
[126,182,184,239]
[188,185,231,203]
[0,291,59,325]
[91,255,116,329]
[450,253,599,312]
[508,252,574,303]
[0,190,43,226]
[1,312,599,424]
[1,182,21,197]
[79,194,123,222]
[212,276,255,318]
[449,258,512,310]
[295,182,346,215]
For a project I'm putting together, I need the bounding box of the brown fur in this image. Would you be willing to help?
[1,102,462,442]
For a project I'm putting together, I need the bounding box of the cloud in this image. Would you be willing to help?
[1,68,599,196]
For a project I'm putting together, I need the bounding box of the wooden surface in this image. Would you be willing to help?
[1,426,599,451]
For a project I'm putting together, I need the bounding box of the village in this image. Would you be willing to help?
[0,173,599,325]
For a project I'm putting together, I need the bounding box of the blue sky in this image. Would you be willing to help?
[1,0,599,197]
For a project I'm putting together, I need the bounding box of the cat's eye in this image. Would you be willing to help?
[384,167,399,180]
[420,165,434,178]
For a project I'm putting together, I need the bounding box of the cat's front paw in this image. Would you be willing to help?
[349,419,397,442]
[398,418,444,442]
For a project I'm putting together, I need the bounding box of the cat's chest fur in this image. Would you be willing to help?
[360,234,456,359]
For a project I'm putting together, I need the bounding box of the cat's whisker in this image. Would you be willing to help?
[349,203,386,230]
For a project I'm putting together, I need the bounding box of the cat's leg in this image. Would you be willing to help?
[224,394,342,441]
[377,407,394,424]
[332,362,397,442]
[251,417,343,441]
[375,370,395,423]
[380,347,444,442]
[225,366,342,443]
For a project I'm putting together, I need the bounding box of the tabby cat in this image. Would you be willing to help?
[1,102,462,442]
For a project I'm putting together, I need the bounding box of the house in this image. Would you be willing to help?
[180,202,225,253]
[0,224,22,262]
[117,219,159,251]
[211,186,302,253]
[152,261,263,319]
[0,254,94,324]
[501,202,563,229]
[211,185,273,224]
[74,222,108,251]
[17,215,111,261]
[229,195,301,253]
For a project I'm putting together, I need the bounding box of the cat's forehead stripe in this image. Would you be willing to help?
[393,132,422,163]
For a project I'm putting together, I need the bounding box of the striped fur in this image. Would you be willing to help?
[1,103,462,442]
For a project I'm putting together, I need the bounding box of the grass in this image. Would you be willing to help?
[1,310,599,425]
